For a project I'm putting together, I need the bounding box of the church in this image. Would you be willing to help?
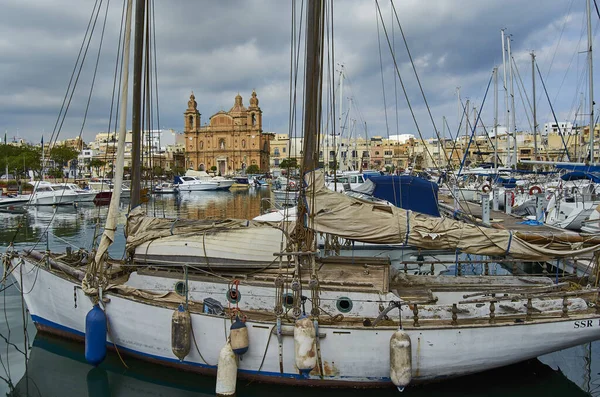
[183,91,271,175]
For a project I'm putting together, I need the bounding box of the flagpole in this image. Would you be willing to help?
[4,130,7,187]
[41,135,44,181]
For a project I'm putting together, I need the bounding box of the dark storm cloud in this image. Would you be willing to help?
[0,0,596,143]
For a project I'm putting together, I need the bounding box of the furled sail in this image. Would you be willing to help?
[125,206,281,251]
[304,170,599,259]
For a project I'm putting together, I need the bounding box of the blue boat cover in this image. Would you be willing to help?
[355,175,440,217]
[560,171,600,183]
[555,164,600,173]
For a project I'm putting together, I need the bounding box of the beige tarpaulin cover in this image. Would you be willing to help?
[303,170,599,259]
[125,206,274,252]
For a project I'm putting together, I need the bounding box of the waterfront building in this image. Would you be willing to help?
[269,133,290,169]
[184,91,272,174]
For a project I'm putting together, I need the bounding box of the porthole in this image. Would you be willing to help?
[227,288,241,303]
[283,293,294,308]
[336,297,353,313]
[175,281,187,297]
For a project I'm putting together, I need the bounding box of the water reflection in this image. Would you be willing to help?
[10,334,590,397]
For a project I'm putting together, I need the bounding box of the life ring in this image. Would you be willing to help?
[481,184,491,193]
[517,186,524,195]
[529,185,542,195]
[506,191,515,207]
[288,181,296,189]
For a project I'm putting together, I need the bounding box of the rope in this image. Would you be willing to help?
[256,324,277,372]
[106,311,129,369]
[190,320,212,366]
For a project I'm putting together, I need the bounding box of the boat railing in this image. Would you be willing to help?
[260,197,284,214]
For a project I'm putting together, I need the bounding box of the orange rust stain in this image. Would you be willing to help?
[322,360,340,376]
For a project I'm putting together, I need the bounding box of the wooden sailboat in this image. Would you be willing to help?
[5,0,600,391]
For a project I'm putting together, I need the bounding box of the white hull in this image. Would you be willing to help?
[546,201,599,231]
[11,256,600,386]
[0,195,30,206]
[75,191,98,202]
[214,180,234,190]
[29,191,78,206]
[178,182,220,191]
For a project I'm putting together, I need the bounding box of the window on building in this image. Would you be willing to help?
[283,147,286,153]
[274,159,280,166]
[242,140,246,148]
[252,113,256,126]
[219,139,225,149]
[329,150,335,157]
[274,148,280,156]
[189,116,193,128]
[375,151,380,155]
[199,141,204,149]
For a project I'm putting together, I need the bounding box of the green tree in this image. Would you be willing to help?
[48,168,64,180]
[50,145,79,167]
[50,145,79,181]
[280,158,298,169]
[89,158,106,177]
[0,144,42,180]
[210,165,217,172]
[245,164,260,174]
[152,165,165,177]
[172,166,185,176]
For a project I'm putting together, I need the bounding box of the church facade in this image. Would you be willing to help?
[183,91,271,175]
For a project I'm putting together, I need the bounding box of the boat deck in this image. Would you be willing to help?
[438,194,576,235]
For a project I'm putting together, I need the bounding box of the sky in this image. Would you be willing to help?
[0,0,597,145]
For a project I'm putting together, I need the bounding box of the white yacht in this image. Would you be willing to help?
[51,183,98,202]
[325,171,368,192]
[545,176,599,231]
[24,181,79,206]
[174,176,219,191]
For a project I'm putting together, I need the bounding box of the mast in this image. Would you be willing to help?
[507,35,517,167]
[464,99,469,162]
[439,117,444,168]
[531,52,538,164]
[338,64,344,172]
[130,0,146,207]
[297,0,324,241]
[493,66,498,171]
[587,0,595,164]
[578,92,584,162]
[92,0,134,268]
[456,87,461,133]
[501,29,510,167]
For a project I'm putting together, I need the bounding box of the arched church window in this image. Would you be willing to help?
[251,113,256,126]
[199,141,204,149]
[241,140,246,148]
[189,116,193,128]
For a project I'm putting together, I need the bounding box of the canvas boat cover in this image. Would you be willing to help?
[303,170,599,259]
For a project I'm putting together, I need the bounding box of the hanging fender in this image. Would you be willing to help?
[481,184,491,193]
[529,185,542,195]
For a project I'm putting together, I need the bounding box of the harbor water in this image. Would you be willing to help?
[0,188,598,396]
